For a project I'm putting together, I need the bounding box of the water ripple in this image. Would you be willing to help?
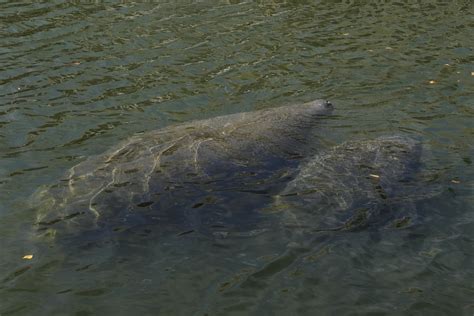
[0,1,472,315]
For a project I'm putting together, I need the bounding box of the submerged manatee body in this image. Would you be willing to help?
[277,136,423,232]
[34,100,333,242]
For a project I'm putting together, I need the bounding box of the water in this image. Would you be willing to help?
[1,1,473,315]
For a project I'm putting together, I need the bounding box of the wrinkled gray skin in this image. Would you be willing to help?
[34,100,333,242]
[276,136,422,232]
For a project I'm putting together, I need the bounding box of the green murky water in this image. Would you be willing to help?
[1,1,473,315]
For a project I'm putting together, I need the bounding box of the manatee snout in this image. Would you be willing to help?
[302,99,334,115]
[323,100,333,109]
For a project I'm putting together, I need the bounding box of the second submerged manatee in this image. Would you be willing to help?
[276,136,423,232]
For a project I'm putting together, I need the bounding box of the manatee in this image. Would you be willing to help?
[276,136,425,233]
[34,100,333,244]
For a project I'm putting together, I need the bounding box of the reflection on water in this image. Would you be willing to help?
[0,1,473,315]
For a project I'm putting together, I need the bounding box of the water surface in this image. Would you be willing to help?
[1,1,473,315]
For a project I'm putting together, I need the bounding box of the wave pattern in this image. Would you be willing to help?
[0,1,472,315]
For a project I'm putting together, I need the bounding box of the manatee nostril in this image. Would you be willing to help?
[324,100,333,108]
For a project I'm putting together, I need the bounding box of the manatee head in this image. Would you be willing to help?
[236,99,334,158]
[300,99,333,114]
[280,99,333,126]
